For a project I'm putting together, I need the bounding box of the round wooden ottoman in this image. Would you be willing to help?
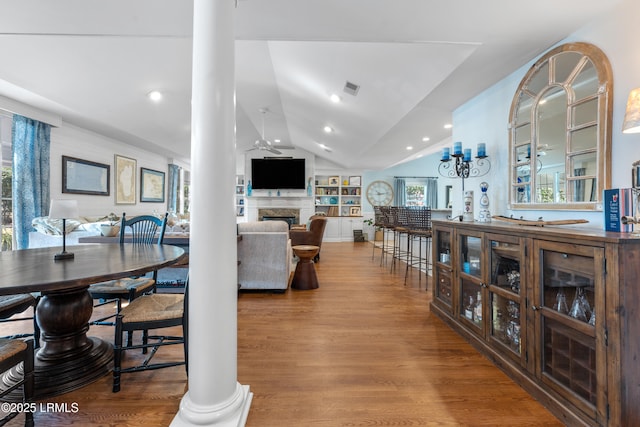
[291,245,320,290]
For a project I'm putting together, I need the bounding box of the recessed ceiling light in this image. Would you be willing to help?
[406,146,413,150]
[323,126,333,133]
[422,136,430,142]
[444,123,453,129]
[330,94,341,103]
[274,139,281,143]
[148,90,163,102]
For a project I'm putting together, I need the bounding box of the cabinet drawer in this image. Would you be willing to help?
[435,268,452,306]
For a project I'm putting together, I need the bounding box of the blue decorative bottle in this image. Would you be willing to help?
[307,177,313,196]
[247,180,252,197]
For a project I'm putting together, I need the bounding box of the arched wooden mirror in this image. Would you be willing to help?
[509,42,612,210]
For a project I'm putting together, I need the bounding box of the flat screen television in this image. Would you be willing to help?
[251,158,306,190]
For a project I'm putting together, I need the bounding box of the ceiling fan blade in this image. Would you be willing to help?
[272,144,295,150]
[267,148,282,155]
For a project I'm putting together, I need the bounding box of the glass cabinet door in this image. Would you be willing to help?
[435,229,451,266]
[535,241,604,419]
[491,293,521,354]
[433,228,453,310]
[460,278,483,331]
[459,233,482,279]
[457,231,485,334]
[487,235,524,362]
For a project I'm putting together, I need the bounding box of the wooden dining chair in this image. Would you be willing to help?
[0,338,34,427]
[0,294,40,348]
[89,213,168,345]
[112,277,188,392]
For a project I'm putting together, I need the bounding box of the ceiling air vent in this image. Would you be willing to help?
[343,81,360,96]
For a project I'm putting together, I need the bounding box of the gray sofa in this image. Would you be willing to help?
[237,220,294,290]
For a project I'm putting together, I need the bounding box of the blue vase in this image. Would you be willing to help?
[247,180,252,196]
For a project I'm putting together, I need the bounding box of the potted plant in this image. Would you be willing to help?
[363,218,383,241]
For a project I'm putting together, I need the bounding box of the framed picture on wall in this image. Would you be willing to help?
[140,167,166,203]
[115,155,137,204]
[349,206,361,216]
[62,156,110,196]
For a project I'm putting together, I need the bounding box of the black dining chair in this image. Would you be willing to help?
[0,294,40,348]
[89,213,168,345]
[112,276,188,392]
[0,338,34,427]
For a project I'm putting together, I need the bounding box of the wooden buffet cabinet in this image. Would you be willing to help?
[430,219,640,427]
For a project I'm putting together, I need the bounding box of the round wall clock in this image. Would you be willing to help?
[366,180,394,206]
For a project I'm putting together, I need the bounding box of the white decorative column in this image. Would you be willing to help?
[171,0,252,426]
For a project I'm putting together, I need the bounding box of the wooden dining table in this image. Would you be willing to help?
[0,243,186,399]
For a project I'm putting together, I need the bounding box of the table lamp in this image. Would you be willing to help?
[49,199,79,260]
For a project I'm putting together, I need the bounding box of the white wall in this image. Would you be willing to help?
[362,154,444,212]
[445,0,640,229]
[51,123,171,217]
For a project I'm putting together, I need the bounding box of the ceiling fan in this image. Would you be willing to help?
[247,109,290,155]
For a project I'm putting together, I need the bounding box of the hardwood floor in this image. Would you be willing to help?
[2,241,563,426]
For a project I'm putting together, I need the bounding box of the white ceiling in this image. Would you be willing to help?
[0,0,623,170]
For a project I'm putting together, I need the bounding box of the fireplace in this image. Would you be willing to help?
[259,208,300,228]
[262,215,296,228]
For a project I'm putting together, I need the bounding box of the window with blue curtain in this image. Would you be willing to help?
[12,114,51,249]
[396,177,437,208]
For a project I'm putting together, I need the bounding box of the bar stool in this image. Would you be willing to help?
[404,207,432,288]
[378,206,395,267]
[390,206,410,273]
[371,206,385,261]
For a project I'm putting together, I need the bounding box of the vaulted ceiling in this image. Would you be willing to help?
[0,0,623,170]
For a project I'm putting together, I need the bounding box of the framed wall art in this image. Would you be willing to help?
[62,155,110,196]
[115,155,137,204]
[140,167,166,203]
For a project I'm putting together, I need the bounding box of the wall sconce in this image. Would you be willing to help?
[49,199,79,260]
[439,142,491,190]
[623,87,640,134]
